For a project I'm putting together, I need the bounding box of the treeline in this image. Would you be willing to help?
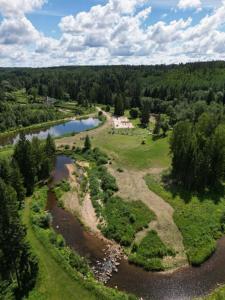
[1,62,225,106]
[2,62,225,128]
[0,134,56,299]
[0,103,63,133]
[170,112,225,191]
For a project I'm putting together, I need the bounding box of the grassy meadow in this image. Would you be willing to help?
[92,115,170,170]
[145,175,225,266]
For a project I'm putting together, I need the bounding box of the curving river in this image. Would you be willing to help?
[47,155,225,300]
[0,118,100,146]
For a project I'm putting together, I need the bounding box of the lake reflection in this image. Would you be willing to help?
[0,118,100,146]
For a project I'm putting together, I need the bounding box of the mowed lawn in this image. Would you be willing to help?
[93,129,170,170]
[23,199,98,300]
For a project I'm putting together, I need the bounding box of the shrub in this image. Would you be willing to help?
[128,230,175,271]
[102,197,154,246]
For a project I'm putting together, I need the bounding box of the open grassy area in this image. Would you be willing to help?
[145,175,225,266]
[93,130,170,170]
[129,230,175,271]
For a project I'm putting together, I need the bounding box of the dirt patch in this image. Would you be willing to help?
[108,165,188,270]
[81,193,100,234]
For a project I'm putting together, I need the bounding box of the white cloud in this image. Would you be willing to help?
[1,0,225,66]
[0,0,46,16]
[178,0,202,11]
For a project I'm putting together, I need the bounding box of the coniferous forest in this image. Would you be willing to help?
[1,62,225,300]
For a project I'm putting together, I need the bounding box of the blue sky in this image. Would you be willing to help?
[0,0,225,66]
[27,0,214,38]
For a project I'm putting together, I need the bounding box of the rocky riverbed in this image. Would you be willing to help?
[92,244,124,283]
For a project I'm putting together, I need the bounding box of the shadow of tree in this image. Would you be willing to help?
[162,172,225,204]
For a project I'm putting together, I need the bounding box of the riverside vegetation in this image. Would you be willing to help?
[68,138,177,271]
[1,62,225,299]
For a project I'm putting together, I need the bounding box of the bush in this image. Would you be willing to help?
[102,197,154,246]
[128,230,175,271]
[129,108,139,119]
[33,212,52,228]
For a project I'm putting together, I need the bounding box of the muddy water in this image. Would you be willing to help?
[47,155,225,300]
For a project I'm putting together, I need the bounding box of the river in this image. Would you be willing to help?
[0,118,100,146]
[47,155,225,300]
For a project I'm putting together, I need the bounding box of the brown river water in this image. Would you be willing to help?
[47,155,225,300]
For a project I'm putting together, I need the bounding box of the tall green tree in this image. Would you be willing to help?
[0,179,38,298]
[84,135,91,151]
[140,101,150,127]
[114,94,124,116]
[45,134,56,159]
[13,133,35,195]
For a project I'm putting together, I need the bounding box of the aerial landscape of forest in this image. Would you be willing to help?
[1,1,225,300]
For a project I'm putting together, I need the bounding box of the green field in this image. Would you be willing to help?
[93,130,170,170]
[145,175,225,266]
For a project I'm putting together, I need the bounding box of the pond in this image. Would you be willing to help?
[0,118,100,146]
[47,155,225,300]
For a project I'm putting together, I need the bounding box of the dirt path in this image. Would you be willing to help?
[108,165,188,270]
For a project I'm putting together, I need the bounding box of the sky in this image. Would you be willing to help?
[0,0,224,67]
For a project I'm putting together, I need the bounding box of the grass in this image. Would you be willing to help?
[24,187,136,300]
[102,196,154,247]
[93,130,170,170]
[129,230,175,271]
[145,174,225,266]
[205,287,225,300]
[0,146,13,159]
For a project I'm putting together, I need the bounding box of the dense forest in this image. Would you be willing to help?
[0,134,56,298]
[1,61,225,130]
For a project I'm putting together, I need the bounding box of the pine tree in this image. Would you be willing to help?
[45,134,56,159]
[114,94,124,116]
[140,101,150,127]
[84,135,91,151]
[13,133,35,195]
[0,179,38,297]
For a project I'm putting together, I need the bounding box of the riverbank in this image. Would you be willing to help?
[24,186,136,300]
[57,160,126,283]
[47,155,225,300]
[0,117,72,139]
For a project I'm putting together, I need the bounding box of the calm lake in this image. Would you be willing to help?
[0,118,100,146]
[48,155,225,300]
